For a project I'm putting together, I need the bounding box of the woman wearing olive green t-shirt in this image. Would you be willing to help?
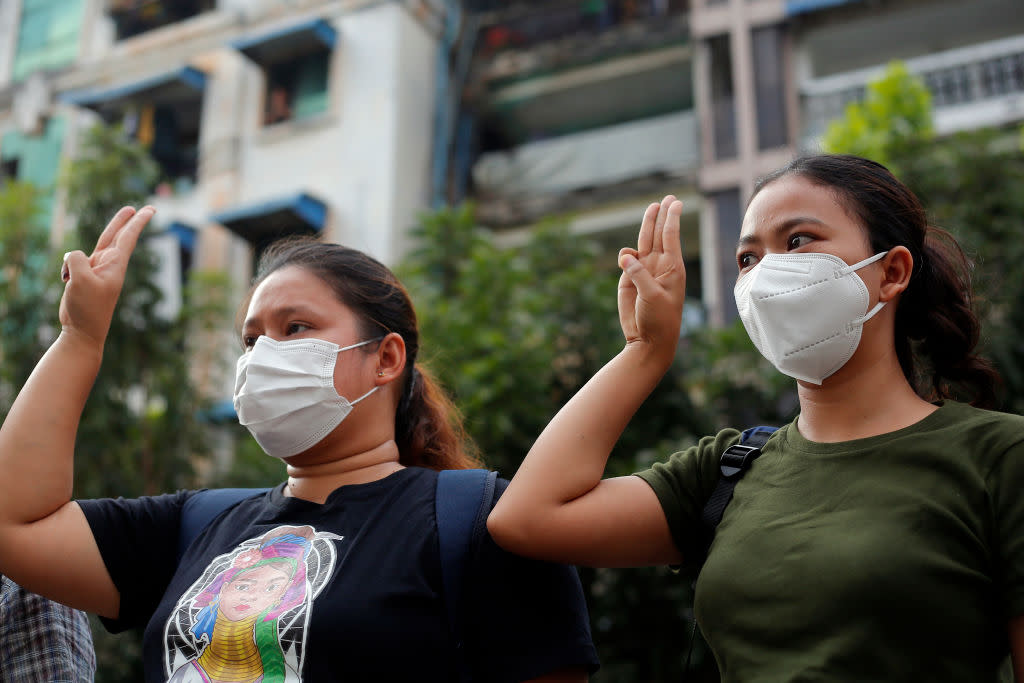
[489,154,1024,682]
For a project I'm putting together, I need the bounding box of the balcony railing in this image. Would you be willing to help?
[471,0,689,86]
[473,109,697,199]
[801,34,1024,138]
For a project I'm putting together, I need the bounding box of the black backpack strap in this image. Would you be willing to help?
[436,468,498,683]
[699,426,777,543]
[685,426,777,678]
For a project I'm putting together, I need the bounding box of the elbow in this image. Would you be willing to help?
[485,500,518,551]
[486,500,539,558]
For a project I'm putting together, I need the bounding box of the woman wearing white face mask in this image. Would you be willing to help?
[0,214,599,682]
[488,154,1024,682]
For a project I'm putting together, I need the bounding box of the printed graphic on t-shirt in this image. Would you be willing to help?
[162,525,343,682]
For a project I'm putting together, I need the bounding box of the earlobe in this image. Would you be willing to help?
[375,332,407,384]
[878,246,914,303]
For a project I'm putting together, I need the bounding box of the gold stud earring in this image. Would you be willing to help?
[377,371,385,377]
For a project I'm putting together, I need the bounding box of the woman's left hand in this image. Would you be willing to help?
[59,206,154,350]
[616,195,686,358]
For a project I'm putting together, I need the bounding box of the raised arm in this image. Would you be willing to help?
[488,196,686,568]
[0,206,153,617]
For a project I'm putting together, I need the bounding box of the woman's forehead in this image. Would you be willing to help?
[742,176,854,238]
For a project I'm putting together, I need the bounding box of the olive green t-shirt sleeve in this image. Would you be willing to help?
[989,437,1024,618]
[633,429,742,559]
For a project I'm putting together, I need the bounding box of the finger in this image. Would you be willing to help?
[636,203,660,255]
[619,253,660,299]
[112,206,155,254]
[651,195,676,254]
[93,207,137,253]
[62,251,94,285]
[661,200,684,260]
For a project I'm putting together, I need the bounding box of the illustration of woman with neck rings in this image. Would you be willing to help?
[167,525,339,683]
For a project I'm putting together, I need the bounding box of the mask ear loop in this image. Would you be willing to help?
[349,386,379,405]
[837,250,889,277]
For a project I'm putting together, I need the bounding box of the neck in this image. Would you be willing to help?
[283,440,404,503]
[794,345,936,443]
[196,609,262,683]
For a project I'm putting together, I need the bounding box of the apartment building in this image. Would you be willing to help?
[453,0,707,328]
[451,0,1024,326]
[0,0,452,403]
[2,0,1022,338]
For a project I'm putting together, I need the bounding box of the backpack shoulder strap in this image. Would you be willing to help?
[435,468,498,682]
[177,487,271,564]
[698,426,777,545]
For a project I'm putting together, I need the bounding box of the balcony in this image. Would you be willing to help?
[107,0,215,41]
[472,110,698,225]
[470,0,690,89]
[800,34,1024,139]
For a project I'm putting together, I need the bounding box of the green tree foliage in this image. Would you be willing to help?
[896,132,1024,413]
[22,124,231,682]
[399,204,794,681]
[822,61,934,170]
[61,124,207,499]
[0,181,61,404]
[821,63,1024,415]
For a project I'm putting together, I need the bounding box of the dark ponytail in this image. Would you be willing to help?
[243,238,482,469]
[394,365,481,470]
[754,154,1001,407]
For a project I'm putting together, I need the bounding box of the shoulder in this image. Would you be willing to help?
[633,427,748,498]
[932,401,1024,468]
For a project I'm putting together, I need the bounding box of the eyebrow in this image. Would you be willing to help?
[242,304,319,331]
[736,216,826,250]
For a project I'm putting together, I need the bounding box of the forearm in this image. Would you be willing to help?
[0,330,103,525]
[497,342,673,515]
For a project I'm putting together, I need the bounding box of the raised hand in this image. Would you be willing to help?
[617,195,686,355]
[59,206,155,348]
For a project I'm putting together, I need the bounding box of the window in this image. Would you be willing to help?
[712,187,742,322]
[707,34,737,161]
[264,51,330,125]
[0,158,19,182]
[232,19,336,127]
[211,193,328,270]
[63,68,206,191]
[752,25,788,150]
[13,0,85,81]
[108,0,215,41]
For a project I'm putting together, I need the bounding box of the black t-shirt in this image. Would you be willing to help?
[78,467,598,682]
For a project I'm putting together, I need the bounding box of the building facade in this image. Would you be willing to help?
[2,0,1023,345]
[453,0,1024,326]
[0,0,450,402]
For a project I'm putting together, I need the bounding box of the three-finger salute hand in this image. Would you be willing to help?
[59,206,156,348]
[617,195,686,352]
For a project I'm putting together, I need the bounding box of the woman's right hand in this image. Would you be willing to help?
[617,195,686,358]
[59,206,154,349]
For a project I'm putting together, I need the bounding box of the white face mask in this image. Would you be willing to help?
[734,250,888,384]
[233,336,379,458]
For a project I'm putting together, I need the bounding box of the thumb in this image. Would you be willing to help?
[61,250,91,284]
[619,253,659,297]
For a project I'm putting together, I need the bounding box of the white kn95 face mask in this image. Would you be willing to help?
[233,336,379,458]
[734,251,888,385]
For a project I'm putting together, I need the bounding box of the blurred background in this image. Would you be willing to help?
[0,0,1022,680]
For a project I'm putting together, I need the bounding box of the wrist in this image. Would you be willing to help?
[621,338,677,371]
[57,328,106,363]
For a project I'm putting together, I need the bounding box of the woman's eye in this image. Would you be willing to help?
[787,234,813,250]
[737,252,759,270]
[242,335,258,350]
[286,323,310,336]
